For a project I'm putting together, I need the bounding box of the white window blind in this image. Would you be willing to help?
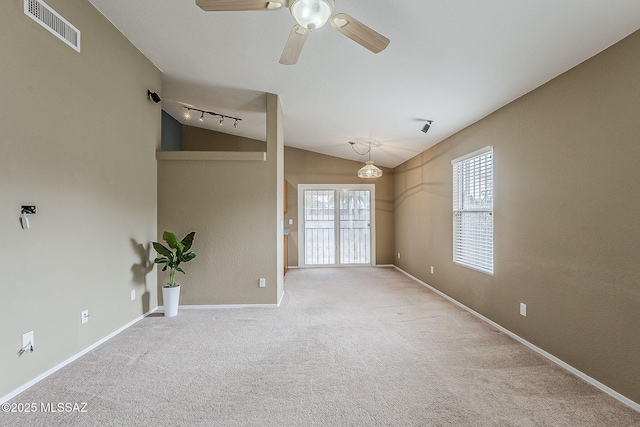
[452,146,494,274]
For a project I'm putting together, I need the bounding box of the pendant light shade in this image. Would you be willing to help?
[358,161,383,178]
[349,141,383,179]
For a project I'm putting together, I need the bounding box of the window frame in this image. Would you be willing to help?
[451,146,494,275]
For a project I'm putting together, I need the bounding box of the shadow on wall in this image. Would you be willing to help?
[130,238,153,314]
[394,146,454,210]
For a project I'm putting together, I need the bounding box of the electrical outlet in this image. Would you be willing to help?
[131,290,136,301]
[259,278,266,288]
[520,303,527,317]
[22,331,34,350]
[81,309,89,324]
[430,266,434,274]
[288,218,293,225]
[397,252,401,259]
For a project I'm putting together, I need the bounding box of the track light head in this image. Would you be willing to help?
[199,111,205,122]
[219,116,224,125]
[234,119,239,129]
[147,90,161,103]
[421,120,433,134]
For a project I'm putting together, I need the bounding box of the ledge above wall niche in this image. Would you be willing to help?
[155,151,266,161]
[158,117,267,161]
[158,118,267,161]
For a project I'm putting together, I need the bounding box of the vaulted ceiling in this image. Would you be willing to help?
[88,0,640,167]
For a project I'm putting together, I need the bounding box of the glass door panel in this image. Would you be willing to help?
[339,189,371,264]
[303,190,335,265]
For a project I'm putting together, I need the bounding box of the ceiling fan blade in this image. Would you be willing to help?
[196,0,287,11]
[330,13,390,54]
[279,25,308,65]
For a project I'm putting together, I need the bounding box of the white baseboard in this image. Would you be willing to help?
[160,303,280,311]
[0,306,159,405]
[277,289,285,307]
[287,264,394,269]
[393,265,640,412]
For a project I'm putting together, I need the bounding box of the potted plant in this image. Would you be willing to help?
[152,231,196,317]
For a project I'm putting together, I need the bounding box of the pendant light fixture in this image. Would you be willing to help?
[349,141,383,179]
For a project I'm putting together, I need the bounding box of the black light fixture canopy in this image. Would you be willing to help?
[421,120,433,134]
[147,90,161,103]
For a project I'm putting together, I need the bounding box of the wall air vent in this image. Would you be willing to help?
[24,0,80,52]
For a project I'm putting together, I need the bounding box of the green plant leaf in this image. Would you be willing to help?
[175,266,185,274]
[175,243,185,259]
[162,231,180,249]
[153,242,171,258]
[181,252,196,263]
[153,257,169,265]
[181,232,196,252]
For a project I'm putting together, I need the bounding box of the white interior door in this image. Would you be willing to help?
[299,184,375,267]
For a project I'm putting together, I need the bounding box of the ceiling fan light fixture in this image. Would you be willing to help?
[290,0,334,30]
[358,161,383,179]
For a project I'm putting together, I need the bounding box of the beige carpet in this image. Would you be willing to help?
[3,267,639,426]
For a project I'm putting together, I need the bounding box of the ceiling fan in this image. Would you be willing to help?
[195,0,390,65]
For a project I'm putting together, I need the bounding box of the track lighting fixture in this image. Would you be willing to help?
[147,90,161,103]
[349,141,383,179]
[183,107,242,129]
[421,120,433,134]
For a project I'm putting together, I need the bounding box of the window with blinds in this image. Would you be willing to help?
[452,146,494,274]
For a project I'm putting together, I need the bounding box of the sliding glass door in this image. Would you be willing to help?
[299,184,375,266]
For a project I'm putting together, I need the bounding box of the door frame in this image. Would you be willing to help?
[297,184,376,267]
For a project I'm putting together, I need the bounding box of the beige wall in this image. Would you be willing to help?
[394,30,640,403]
[182,125,266,152]
[0,0,160,398]
[157,94,284,305]
[284,147,395,266]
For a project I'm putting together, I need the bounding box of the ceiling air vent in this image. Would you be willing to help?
[24,0,80,52]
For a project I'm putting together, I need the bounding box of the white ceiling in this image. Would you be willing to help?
[88,0,640,168]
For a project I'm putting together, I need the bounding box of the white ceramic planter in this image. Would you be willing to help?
[162,284,181,317]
